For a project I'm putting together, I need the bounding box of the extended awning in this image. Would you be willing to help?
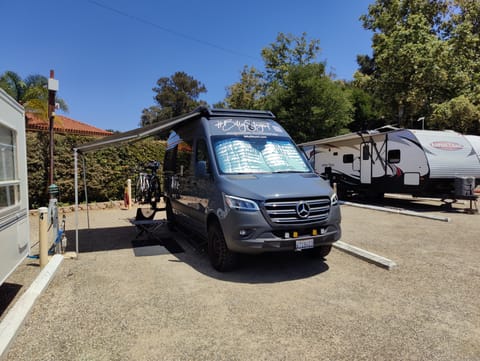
[73,109,203,254]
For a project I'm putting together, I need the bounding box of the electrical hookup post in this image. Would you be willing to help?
[38,70,67,267]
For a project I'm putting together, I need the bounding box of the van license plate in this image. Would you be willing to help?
[296,239,314,250]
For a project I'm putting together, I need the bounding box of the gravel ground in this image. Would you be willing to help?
[2,198,480,361]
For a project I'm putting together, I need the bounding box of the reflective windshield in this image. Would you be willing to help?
[213,136,311,174]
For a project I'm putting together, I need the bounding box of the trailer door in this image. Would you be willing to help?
[360,142,372,184]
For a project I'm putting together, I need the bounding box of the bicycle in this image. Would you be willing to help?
[135,160,162,210]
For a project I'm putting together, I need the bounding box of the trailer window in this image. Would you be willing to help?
[343,154,354,163]
[0,124,19,209]
[388,149,401,164]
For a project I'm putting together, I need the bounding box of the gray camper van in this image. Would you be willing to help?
[163,108,341,271]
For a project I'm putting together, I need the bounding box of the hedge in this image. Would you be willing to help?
[26,132,166,209]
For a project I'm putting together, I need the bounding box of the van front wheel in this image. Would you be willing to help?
[306,245,332,259]
[208,223,237,272]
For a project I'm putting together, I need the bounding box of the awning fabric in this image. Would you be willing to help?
[75,110,202,153]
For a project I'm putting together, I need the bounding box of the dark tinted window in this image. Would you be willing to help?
[388,149,401,163]
[343,154,354,163]
[362,144,370,160]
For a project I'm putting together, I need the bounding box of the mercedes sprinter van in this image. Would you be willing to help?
[163,107,341,271]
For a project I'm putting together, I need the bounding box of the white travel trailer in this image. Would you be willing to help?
[0,89,29,285]
[300,127,480,200]
[466,135,480,159]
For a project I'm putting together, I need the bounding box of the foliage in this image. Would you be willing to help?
[261,32,321,85]
[223,66,265,110]
[0,70,68,120]
[430,95,480,133]
[358,0,480,131]
[26,132,166,209]
[140,71,207,126]
[259,33,352,142]
[264,63,353,143]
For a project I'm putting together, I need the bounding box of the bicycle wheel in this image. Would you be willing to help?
[135,176,143,203]
[149,176,161,209]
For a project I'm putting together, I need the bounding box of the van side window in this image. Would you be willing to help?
[164,131,193,176]
[0,124,19,210]
[195,139,210,177]
[343,154,354,163]
[178,140,193,176]
[388,149,401,164]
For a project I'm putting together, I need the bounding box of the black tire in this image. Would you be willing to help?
[135,178,143,203]
[149,177,161,209]
[208,222,238,272]
[165,201,176,231]
[306,244,332,259]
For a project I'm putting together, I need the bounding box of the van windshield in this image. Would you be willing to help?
[213,136,311,174]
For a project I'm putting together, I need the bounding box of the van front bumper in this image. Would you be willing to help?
[220,206,341,254]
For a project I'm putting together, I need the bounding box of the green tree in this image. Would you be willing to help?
[224,66,265,109]
[430,95,480,133]
[261,32,321,86]
[359,0,480,132]
[258,32,352,142]
[0,70,68,119]
[265,63,353,143]
[141,72,207,126]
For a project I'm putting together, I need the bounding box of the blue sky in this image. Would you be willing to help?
[0,0,374,132]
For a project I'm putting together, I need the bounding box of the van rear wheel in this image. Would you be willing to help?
[208,222,237,272]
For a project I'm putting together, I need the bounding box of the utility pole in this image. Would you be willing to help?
[48,70,59,189]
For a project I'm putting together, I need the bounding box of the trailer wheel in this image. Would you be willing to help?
[208,222,238,272]
[306,245,332,259]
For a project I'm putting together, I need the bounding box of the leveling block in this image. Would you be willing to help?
[333,241,397,270]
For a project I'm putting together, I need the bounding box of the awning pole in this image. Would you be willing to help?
[82,156,90,229]
[74,148,79,256]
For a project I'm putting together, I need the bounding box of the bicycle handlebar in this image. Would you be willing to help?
[145,160,161,170]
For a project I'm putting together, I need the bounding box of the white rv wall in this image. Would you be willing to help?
[0,89,29,286]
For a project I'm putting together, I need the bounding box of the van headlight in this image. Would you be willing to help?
[224,195,259,211]
[330,193,338,206]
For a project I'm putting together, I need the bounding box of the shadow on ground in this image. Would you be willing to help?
[0,283,22,318]
[64,224,329,284]
[345,194,474,214]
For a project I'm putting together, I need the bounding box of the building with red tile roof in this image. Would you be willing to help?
[26,113,113,137]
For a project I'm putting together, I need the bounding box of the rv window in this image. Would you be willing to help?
[343,154,354,163]
[0,124,19,209]
[388,149,401,164]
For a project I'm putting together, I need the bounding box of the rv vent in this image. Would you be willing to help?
[264,197,330,224]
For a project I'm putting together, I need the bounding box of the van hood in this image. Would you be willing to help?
[221,173,333,200]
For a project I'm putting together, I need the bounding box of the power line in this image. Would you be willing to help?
[87,0,260,61]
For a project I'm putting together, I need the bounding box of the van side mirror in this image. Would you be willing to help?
[196,160,208,178]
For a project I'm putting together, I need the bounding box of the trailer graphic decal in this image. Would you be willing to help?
[430,141,464,151]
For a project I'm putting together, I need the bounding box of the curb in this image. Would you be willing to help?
[0,254,64,360]
[333,241,397,270]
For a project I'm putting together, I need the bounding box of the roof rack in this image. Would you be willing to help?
[195,106,275,119]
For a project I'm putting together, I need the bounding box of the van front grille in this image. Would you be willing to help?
[263,197,330,224]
